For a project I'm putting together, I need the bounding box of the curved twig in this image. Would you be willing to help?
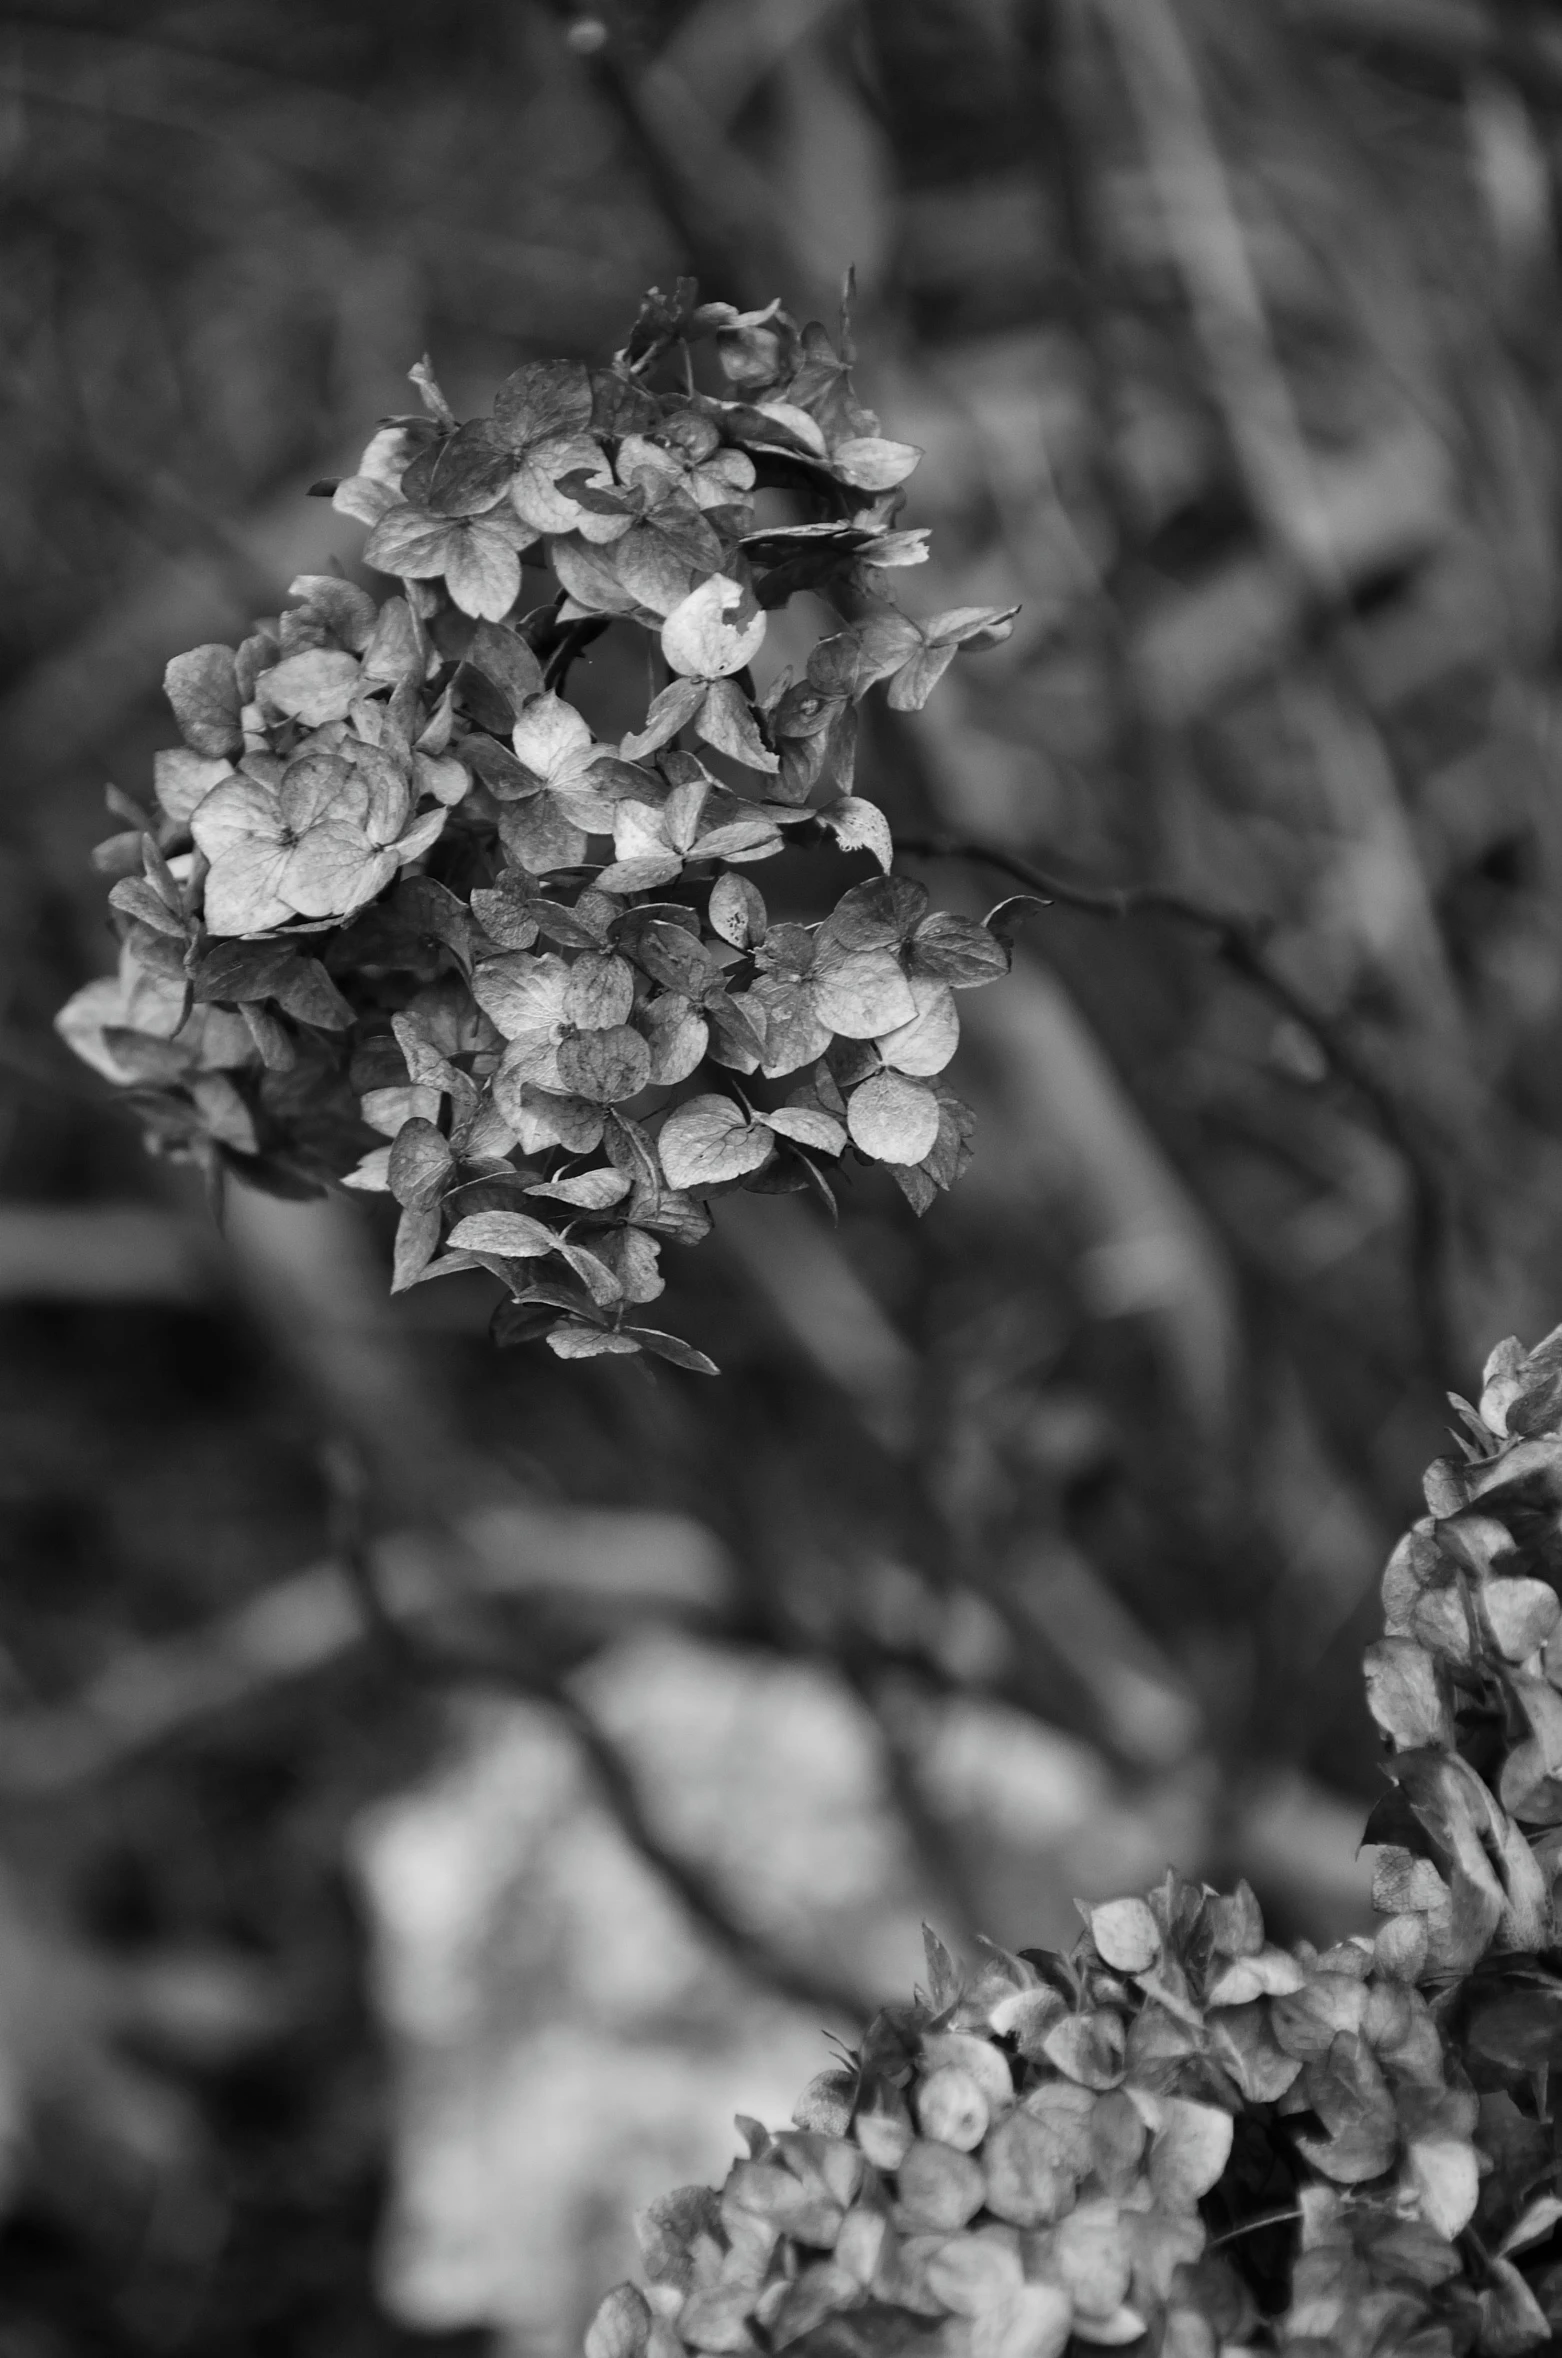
[897,832,1461,1392]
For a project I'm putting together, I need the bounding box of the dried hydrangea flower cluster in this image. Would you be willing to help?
[588,1325,1562,2354]
[58,285,1017,1368]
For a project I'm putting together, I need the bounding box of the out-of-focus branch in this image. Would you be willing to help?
[1074,0,1474,1390]
[897,832,1461,1391]
[326,1510,875,2028]
[541,1677,869,2025]
[1019,0,1168,856]
[0,1511,725,1796]
[1092,0,1343,598]
[654,0,849,129]
[838,1659,983,1944]
[1296,0,1562,113]
[548,1,798,303]
[0,1500,864,2021]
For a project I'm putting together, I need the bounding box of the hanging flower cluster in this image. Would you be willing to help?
[588,1323,1562,2352]
[58,284,1018,1369]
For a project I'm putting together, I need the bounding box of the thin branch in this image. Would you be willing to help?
[542,616,609,694]
[356,1547,874,2028]
[896,832,1460,1391]
[1210,2204,1303,2249]
[837,1652,983,1943]
[0,1496,872,2024]
[543,1676,870,2025]
[1017,0,1468,1400]
[1093,0,1343,597]
[547,0,791,303]
[290,1459,877,2027]
[321,1437,420,1678]
[0,1509,724,1792]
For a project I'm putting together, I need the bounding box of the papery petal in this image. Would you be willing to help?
[202,844,295,936]
[190,775,284,862]
[661,574,767,680]
[471,951,572,1039]
[511,691,593,781]
[280,751,369,835]
[279,825,389,919]
[510,435,612,534]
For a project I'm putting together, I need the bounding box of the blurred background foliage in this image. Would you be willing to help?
[2,0,1561,2349]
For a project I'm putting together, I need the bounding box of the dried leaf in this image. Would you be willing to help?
[1364,1639,1453,1749]
[1205,1947,1307,2006]
[1089,1898,1161,1975]
[387,1117,453,1212]
[155,746,234,826]
[708,873,767,949]
[624,1328,719,1376]
[923,2233,1023,2316]
[661,575,767,680]
[696,678,780,772]
[1041,2012,1126,2091]
[585,2284,652,2358]
[257,650,363,726]
[445,520,526,620]
[982,2112,1076,2228]
[564,951,637,1031]
[621,676,708,761]
[555,1024,651,1104]
[1407,2136,1479,2239]
[525,1168,632,1211]
[446,1210,557,1258]
[812,949,918,1040]
[164,644,242,757]
[766,1106,847,1156]
[914,2067,989,2152]
[363,506,460,577]
[1146,2101,1234,2211]
[895,2139,985,2232]
[658,1096,774,1191]
[391,1203,441,1293]
[493,359,594,451]
[816,795,894,872]
[467,618,544,711]
[1054,2198,1132,2322]
[909,912,1011,988]
[847,1071,941,1164]
[1207,2002,1302,2103]
[832,437,922,492]
[547,1324,642,1361]
[1484,1577,1561,1661]
[1477,2256,1550,2352]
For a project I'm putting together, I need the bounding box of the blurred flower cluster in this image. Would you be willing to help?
[591,1320,1562,2356]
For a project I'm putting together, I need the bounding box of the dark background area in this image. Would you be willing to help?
[3,0,1562,2350]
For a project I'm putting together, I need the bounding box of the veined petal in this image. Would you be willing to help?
[472,951,571,1039]
[445,525,522,622]
[494,1027,566,1094]
[611,800,673,860]
[510,434,611,534]
[280,750,369,835]
[392,807,447,864]
[661,575,767,680]
[190,774,285,863]
[202,844,295,936]
[278,824,385,918]
[511,691,593,781]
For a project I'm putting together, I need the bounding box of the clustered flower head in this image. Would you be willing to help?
[59,282,1018,1368]
[589,1326,1562,2353]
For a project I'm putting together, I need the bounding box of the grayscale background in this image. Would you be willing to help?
[0,1,1554,2350]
